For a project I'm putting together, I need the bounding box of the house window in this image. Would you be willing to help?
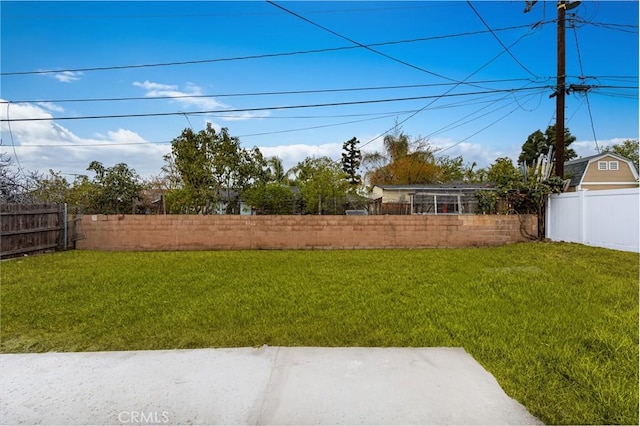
[608,161,619,171]
[598,161,608,170]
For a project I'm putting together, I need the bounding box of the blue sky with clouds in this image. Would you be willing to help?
[1,1,638,178]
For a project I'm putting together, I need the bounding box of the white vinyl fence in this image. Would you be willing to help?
[546,188,639,252]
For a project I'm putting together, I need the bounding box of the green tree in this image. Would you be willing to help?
[480,156,563,237]
[362,127,439,186]
[436,155,465,182]
[86,161,144,214]
[211,131,268,212]
[518,125,577,167]
[243,182,296,215]
[0,152,31,202]
[602,139,639,171]
[30,170,71,203]
[487,157,521,188]
[164,124,268,214]
[341,137,362,187]
[362,126,410,172]
[66,174,98,214]
[291,156,349,215]
[462,162,488,183]
[160,152,184,191]
[166,125,217,212]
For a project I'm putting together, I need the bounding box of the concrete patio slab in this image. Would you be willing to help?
[0,346,541,425]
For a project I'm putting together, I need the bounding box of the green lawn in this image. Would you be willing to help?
[1,242,638,424]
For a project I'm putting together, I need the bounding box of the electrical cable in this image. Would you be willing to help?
[5,102,25,176]
[512,86,544,113]
[426,86,543,140]
[182,113,194,131]
[571,24,599,152]
[267,0,481,85]
[358,19,545,150]
[0,24,542,77]
[4,4,456,20]
[10,88,552,148]
[590,91,638,100]
[466,1,539,78]
[435,104,523,156]
[12,113,399,148]
[0,86,551,123]
[578,19,639,34]
[0,78,537,105]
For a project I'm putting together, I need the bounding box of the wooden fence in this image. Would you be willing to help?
[0,203,78,259]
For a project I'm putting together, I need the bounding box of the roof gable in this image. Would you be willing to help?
[564,153,639,187]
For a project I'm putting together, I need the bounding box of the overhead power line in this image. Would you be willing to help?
[1,78,538,105]
[10,89,547,148]
[3,4,452,20]
[0,86,551,122]
[576,19,639,34]
[571,23,599,152]
[426,84,542,140]
[268,0,494,85]
[0,23,542,77]
[435,104,523,156]
[466,1,539,78]
[5,103,25,176]
[358,15,545,149]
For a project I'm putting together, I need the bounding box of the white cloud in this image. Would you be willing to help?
[43,70,83,83]
[133,81,177,91]
[219,111,271,122]
[133,80,271,122]
[571,137,638,159]
[36,102,65,113]
[133,80,225,110]
[258,143,343,171]
[0,100,168,178]
[431,138,516,168]
[255,135,508,175]
[105,129,148,144]
[572,140,601,159]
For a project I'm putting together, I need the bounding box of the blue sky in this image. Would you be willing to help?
[1,1,638,179]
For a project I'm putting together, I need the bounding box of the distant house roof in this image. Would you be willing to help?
[372,182,495,192]
[564,153,638,187]
[564,157,593,187]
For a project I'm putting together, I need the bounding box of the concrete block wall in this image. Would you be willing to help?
[75,214,537,251]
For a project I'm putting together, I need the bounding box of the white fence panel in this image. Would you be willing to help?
[546,188,639,252]
[546,192,582,243]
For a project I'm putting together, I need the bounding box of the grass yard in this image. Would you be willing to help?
[1,242,638,424]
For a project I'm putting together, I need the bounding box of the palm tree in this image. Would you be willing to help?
[267,156,287,184]
[362,125,437,186]
[362,127,405,176]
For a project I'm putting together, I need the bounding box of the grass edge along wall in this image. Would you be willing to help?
[75,214,537,251]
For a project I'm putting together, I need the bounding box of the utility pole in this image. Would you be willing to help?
[555,1,566,178]
[525,1,580,178]
[555,1,580,177]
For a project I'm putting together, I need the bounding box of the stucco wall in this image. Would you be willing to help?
[75,214,537,251]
